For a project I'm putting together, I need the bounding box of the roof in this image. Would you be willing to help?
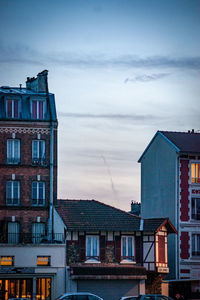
[138,130,200,162]
[56,199,177,233]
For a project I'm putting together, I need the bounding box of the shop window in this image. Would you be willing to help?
[36,278,51,300]
[121,236,135,261]
[191,163,200,184]
[6,99,19,118]
[0,256,14,266]
[32,140,46,165]
[86,235,99,261]
[6,181,20,205]
[7,139,20,164]
[37,256,51,266]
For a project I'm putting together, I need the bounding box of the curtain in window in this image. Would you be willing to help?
[14,100,19,118]
[86,236,92,257]
[32,101,37,118]
[39,101,43,119]
[128,237,133,257]
[7,100,12,117]
[8,222,19,244]
[32,223,45,243]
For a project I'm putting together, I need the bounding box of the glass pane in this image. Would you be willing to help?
[87,236,91,257]
[39,182,44,200]
[7,100,12,117]
[14,100,19,118]
[14,140,20,159]
[32,182,37,200]
[6,181,12,200]
[39,101,43,119]
[122,237,126,257]
[32,101,37,118]
[7,140,12,159]
[128,237,133,257]
[93,236,98,256]
[13,181,19,200]
[33,141,38,159]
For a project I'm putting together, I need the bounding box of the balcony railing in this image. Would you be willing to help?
[1,233,65,244]
[32,158,46,166]
[7,158,20,165]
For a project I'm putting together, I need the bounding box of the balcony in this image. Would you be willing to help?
[192,213,200,220]
[32,158,46,166]
[1,233,65,244]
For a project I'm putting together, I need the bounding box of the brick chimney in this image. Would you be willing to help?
[26,70,48,92]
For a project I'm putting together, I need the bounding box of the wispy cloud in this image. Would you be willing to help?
[0,42,200,71]
[58,112,158,122]
[124,73,170,83]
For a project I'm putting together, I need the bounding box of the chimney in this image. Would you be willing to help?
[191,129,194,133]
[26,70,48,92]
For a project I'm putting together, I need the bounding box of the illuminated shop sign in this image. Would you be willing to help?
[0,256,14,266]
[37,256,50,266]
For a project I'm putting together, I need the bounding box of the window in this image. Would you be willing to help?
[32,100,44,119]
[192,234,200,256]
[32,223,45,243]
[121,236,134,261]
[32,181,45,206]
[0,256,14,266]
[32,140,45,165]
[7,139,20,164]
[37,256,50,266]
[6,99,19,118]
[192,198,200,220]
[6,181,20,205]
[191,163,200,184]
[86,235,99,260]
[8,222,20,244]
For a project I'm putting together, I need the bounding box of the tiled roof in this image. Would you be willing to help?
[56,199,140,232]
[160,131,200,153]
[56,199,176,233]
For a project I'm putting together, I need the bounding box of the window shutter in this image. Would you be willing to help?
[100,235,106,262]
[115,235,121,262]
[135,235,143,264]
[79,235,86,262]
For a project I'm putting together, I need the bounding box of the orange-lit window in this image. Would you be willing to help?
[0,256,14,266]
[191,163,200,184]
[37,256,50,266]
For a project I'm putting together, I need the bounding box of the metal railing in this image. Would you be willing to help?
[7,158,20,164]
[191,213,200,220]
[1,233,65,244]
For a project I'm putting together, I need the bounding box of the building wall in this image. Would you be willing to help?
[140,134,178,279]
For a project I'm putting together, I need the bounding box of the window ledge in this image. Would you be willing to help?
[84,259,101,264]
[120,259,136,264]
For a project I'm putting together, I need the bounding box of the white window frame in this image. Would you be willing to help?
[31,99,45,119]
[32,222,45,244]
[32,140,45,162]
[6,99,19,118]
[32,181,45,206]
[121,235,135,262]
[6,181,20,205]
[192,233,200,256]
[86,235,100,262]
[8,222,20,244]
[7,139,20,164]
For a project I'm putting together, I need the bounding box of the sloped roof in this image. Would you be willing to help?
[56,199,177,233]
[160,131,200,153]
[143,218,177,234]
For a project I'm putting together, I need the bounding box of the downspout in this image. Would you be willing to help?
[176,155,180,279]
[44,71,54,241]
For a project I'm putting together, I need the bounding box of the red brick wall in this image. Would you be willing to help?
[180,232,190,259]
[180,159,189,221]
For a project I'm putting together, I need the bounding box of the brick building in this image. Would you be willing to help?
[55,199,176,300]
[139,130,200,298]
[0,71,65,300]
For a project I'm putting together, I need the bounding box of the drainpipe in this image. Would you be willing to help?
[176,156,180,279]
[44,71,54,241]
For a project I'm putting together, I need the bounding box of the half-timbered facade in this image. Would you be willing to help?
[55,199,176,300]
[139,130,200,298]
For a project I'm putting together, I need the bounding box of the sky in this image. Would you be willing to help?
[0,0,200,211]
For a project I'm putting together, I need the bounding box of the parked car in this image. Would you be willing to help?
[137,295,174,300]
[119,296,137,300]
[55,292,104,300]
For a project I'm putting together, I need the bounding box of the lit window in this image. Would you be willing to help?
[32,140,45,165]
[32,181,45,206]
[192,234,200,256]
[6,181,20,205]
[7,139,20,164]
[32,223,45,244]
[0,256,14,266]
[37,256,50,266]
[192,198,200,220]
[191,163,200,184]
[6,99,19,118]
[86,236,99,260]
[32,100,44,119]
[121,236,134,261]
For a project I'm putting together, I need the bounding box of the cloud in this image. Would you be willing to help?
[124,73,170,83]
[58,112,158,122]
[0,42,200,71]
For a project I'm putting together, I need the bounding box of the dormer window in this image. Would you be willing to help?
[6,99,19,118]
[32,100,44,119]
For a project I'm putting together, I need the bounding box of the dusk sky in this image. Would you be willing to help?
[1,0,200,211]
